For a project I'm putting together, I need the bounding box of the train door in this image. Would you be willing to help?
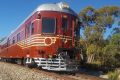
[72,19,75,46]
[61,15,72,48]
[25,22,34,57]
[61,15,71,37]
[72,17,79,46]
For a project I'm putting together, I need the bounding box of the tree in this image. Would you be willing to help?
[79,6,120,65]
[0,37,6,43]
[112,27,120,34]
[103,33,120,68]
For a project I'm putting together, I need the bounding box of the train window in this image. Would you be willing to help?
[31,23,34,35]
[26,24,30,37]
[7,38,10,46]
[17,33,20,42]
[26,23,34,37]
[12,37,15,44]
[42,17,56,33]
[62,17,68,30]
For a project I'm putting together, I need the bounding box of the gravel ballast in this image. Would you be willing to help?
[0,62,69,80]
[0,62,105,80]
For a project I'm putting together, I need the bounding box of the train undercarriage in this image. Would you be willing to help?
[0,49,79,72]
[25,49,79,72]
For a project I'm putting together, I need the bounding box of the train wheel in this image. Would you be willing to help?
[16,58,23,65]
[23,58,37,68]
[23,58,29,67]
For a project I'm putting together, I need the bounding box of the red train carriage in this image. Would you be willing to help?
[0,2,80,71]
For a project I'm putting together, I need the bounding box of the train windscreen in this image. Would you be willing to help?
[42,18,56,34]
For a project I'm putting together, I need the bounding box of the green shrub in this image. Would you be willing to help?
[108,70,120,80]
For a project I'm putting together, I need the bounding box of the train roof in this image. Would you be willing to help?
[35,2,78,16]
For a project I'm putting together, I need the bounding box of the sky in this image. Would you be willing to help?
[0,0,120,39]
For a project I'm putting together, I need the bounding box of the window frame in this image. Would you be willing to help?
[12,36,15,44]
[42,17,56,34]
[30,23,34,35]
[26,22,34,37]
[7,38,10,47]
[26,23,31,37]
[17,33,21,42]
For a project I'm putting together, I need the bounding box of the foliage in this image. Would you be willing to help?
[103,34,120,68]
[78,6,120,69]
[108,70,120,80]
[112,28,120,34]
[118,21,120,26]
[0,37,5,43]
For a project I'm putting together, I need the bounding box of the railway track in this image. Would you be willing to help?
[29,68,105,80]
[0,61,105,80]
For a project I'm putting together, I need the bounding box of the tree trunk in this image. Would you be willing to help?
[87,54,95,63]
